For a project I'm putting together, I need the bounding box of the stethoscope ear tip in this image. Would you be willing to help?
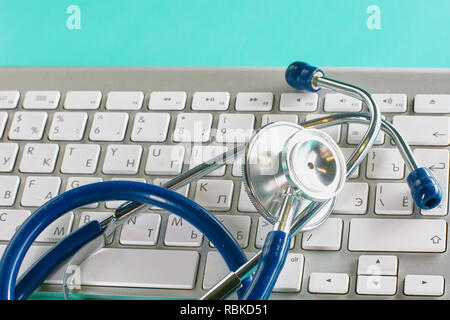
[407,168,443,210]
[285,61,324,92]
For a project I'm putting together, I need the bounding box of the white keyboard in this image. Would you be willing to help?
[0,67,448,299]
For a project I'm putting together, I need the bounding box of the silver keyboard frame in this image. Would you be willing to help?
[0,66,449,300]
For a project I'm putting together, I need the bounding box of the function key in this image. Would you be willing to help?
[106,91,143,110]
[23,91,60,110]
[148,91,186,110]
[372,94,407,113]
[64,91,102,110]
[280,93,318,112]
[192,92,229,111]
[414,94,450,113]
[235,92,273,111]
[0,91,20,109]
[324,93,362,112]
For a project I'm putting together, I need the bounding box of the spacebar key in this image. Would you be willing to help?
[349,219,447,253]
[79,248,199,289]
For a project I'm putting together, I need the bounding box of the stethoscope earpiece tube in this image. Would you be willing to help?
[407,168,443,210]
[285,61,324,92]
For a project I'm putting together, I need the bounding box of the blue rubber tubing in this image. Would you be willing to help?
[242,231,290,300]
[0,181,250,300]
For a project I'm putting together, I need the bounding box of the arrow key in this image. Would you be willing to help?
[309,273,349,294]
[358,255,398,276]
[357,276,397,295]
[404,275,444,296]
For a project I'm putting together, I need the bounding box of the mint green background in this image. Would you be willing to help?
[0,0,449,67]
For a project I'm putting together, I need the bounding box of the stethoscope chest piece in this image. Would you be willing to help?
[243,122,346,228]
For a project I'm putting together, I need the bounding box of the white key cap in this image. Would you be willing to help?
[36,212,74,242]
[0,112,7,138]
[375,183,413,215]
[340,148,359,179]
[173,113,212,142]
[105,178,146,209]
[145,145,185,175]
[48,112,88,141]
[357,276,397,295]
[203,251,242,291]
[279,93,318,112]
[238,183,258,213]
[212,215,251,248]
[89,112,129,141]
[414,94,450,113]
[0,209,31,240]
[358,255,398,276]
[255,217,294,249]
[348,218,446,252]
[19,143,59,173]
[153,178,189,197]
[0,143,19,172]
[305,114,341,143]
[21,176,61,207]
[78,248,199,289]
[164,214,204,247]
[60,144,101,174]
[309,273,350,294]
[216,113,255,143]
[415,149,449,216]
[334,183,369,214]
[192,92,230,111]
[79,211,114,228]
[64,91,102,110]
[102,145,142,175]
[23,91,60,109]
[0,176,20,206]
[347,122,385,145]
[235,92,273,111]
[8,112,48,140]
[148,91,186,110]
[232,153,244,177]
[404,275,444,296]
[273,254,304,292]
[120,213,161,246]
[106,91,143,110]
[324,93,362,112]
[65,177,103,208]
[372,94,407,113]
[393,116,450,146]
[0,91,20,109]
[261,114,298,126]
[194,179,234,211]
[302,218,343,251]
[189,145,228,176]
[131,113,170,142]
[366,148,405,179]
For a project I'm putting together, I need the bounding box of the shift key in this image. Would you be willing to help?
[348,219,446,253]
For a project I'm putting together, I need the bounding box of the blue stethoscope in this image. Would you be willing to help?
[0,62,442,300]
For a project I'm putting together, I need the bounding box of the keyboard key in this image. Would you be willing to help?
[21,176,61,207]
[148,91,186,110]
[212,215,251,248]
[0,143,19,172]
[36,212,74,242]
[203,251,238,290]
[393,116,450,146]
[366,148,405,179]
[255,217,294,250]
[235,92,273,111]
[305,114,341,143]
[302,218,343,251]
[131,113,170,142]
[106,91,144,110]
[0,176,20,206]
[324,93,362,112]
[48,112,88,141]
[0,91,20,109]
[102,145,142,175]
[375,183,413,215]
[105,178,146,209]
[89,112,129,141]
[273,254,304,293]
[358,255,398,276]
[357,276,397,295]
[333,182,369,214]
[145,145,185,175]
[261,114,298,126]
[153,178,189,197]
[238,183,258,213]
[404,275,444,296]
[192,92,230,111]
[164,214,204,247]
[64,91,102,110]
[189,145,228,176]
[0,112,7,138]
[65,177,103,208]
[216,113,255,143]
[347,122,385,145]
[348,218,446,252]
[194,179,234,211]
[60,144,101,174]
[19,143,59,173]
[414,94,450,113]
[173,113,212,143]
[279,93,318,112]
[8,111,48,140]
[23,91,60,109]
[309,273,349,294]
[78,248,199,289]
[415,149,449,216]
[120,213,161,246]
[340,148,359,179]
[372,94,407,113]
[78,211,114,228]
[0,209,31,240]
